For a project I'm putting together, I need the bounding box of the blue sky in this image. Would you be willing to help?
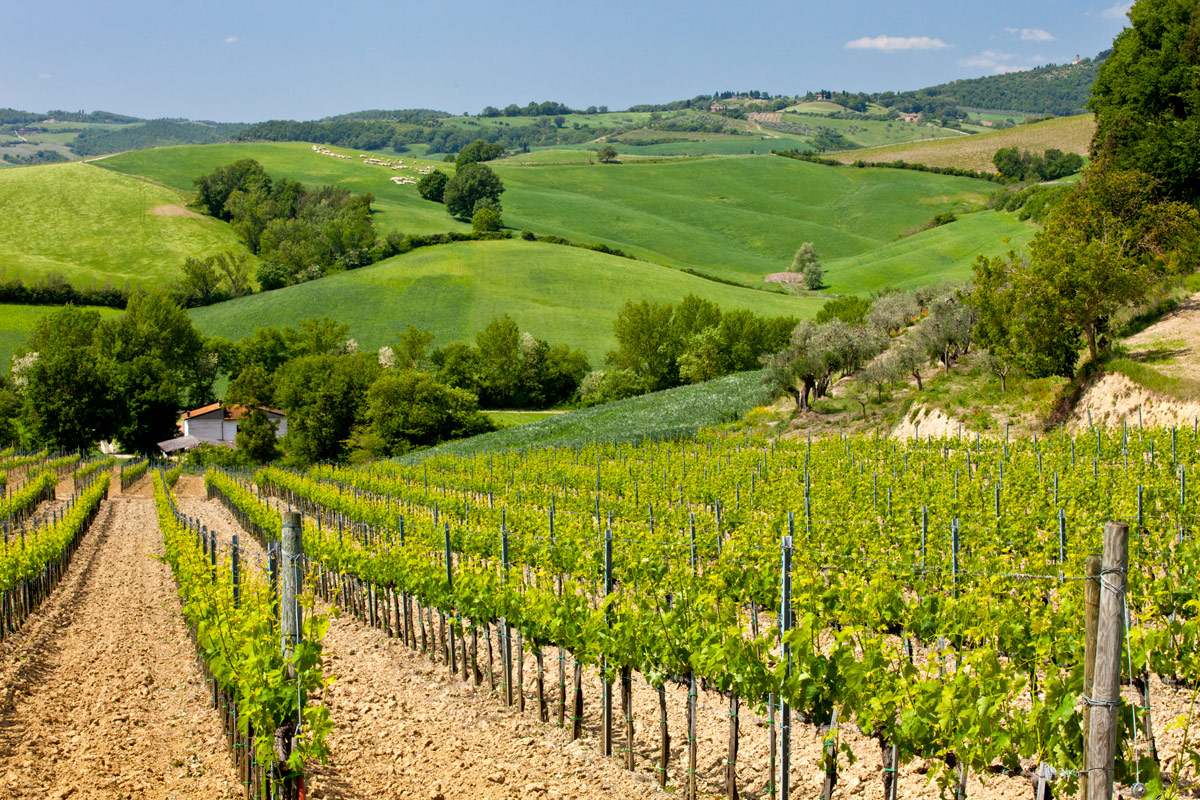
[1,0,1132,121]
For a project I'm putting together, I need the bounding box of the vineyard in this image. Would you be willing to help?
[0,425,1197,799]
[179,421,1200,800]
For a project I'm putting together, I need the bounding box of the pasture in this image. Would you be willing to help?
[0,162,248,286]
[492,155,1002,283]
[189,239,824,361]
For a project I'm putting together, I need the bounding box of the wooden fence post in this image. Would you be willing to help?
[1087,522,1128,800]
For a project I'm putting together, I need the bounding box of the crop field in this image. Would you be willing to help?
[771,113,967,149]
[831,114,1095,172]
[0,162,248,286]
[188,239,824,361]
[493,155,1003,283]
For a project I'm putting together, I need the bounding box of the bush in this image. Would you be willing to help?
[472,207,502,232]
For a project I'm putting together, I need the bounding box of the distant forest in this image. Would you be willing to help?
[1,55,1105,159]
[69,120,249,156]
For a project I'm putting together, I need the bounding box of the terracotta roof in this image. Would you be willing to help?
[181,402,286,421]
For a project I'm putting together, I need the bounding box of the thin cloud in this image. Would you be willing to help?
[844,35,951,52]
[1101,2,1132,20]
[224,35,238,44]
[1021,28,1055,41]
[959,50,1014,69]
[37,72,51,80]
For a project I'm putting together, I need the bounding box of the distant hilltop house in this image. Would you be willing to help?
[157,402,287,455]
[900,113,921,124]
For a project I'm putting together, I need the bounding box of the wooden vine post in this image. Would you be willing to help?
[779,533,793,800]
[279,510,304,800]
[1082,554,1101,800]
[601,528,614,757]
[444,523,456,679]
[501,520,514,707]
[1087,522,1128,800]
[687,519,701,800]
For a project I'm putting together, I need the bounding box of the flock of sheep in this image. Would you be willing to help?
[309,144,435,186]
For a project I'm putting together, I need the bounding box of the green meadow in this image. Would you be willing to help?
[0,162,247,286]
[492,155,1002,283]
[822,211,1037,295]
[189,239,824,362]
[99,142,470,237]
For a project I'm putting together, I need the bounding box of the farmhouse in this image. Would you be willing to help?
[157,402,287,454]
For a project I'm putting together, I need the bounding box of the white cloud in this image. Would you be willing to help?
[959,50,1014,68]
[1020,28,1055,41]
[993,64,1028,74]
[1101,2,1132,19]
[37,72,51,80]
[844,35,951,52]
[224,35,238,44]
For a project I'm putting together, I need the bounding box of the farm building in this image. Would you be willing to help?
[157,402,287,454]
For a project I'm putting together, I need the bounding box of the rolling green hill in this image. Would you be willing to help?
[492,155,1002,283]
[822,211,1036,295]
[100,143,1009,286]
[99,142,469,237]
[189,239,824,361]
[0,161,249,286]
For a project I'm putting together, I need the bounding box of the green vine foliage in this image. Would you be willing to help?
[158,470,332,787]
[201,425,1200,796]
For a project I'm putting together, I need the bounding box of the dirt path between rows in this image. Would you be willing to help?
[0,477,240,799]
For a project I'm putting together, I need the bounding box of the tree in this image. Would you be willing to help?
[678,327,726,384]
[607,300,679,391]
[596,143,618,163]
[275,353,380,465]
[193,159,270,220]
[475,315,523,407]
[225,363,281,462]
[472,207,502,232]
[17,306,118,451]
[455,139,505,166]
[417,169,449,203]
[816,295,871,326]
[366,371,493,455]
[791,242,823,289]
[444,162,505,219]
[1024,162,1199,362]
[177,256,224,306]
[393,325,435,371]
[1089,0,1200,202]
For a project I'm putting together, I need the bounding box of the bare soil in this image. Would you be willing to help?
[0,479,240,798]
[148,204,203,219]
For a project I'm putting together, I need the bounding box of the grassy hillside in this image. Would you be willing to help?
[0,303,121,367]
[189,239,823,361]
[99,143,1007,286]
[493,155,1002,283]
[406,369,770,459]
[830,114,1095,173]
[99,142,469,237]
[822,211,1037,295]
[0,162,248,286]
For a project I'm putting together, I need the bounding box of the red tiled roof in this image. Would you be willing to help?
[180,402,286,421]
